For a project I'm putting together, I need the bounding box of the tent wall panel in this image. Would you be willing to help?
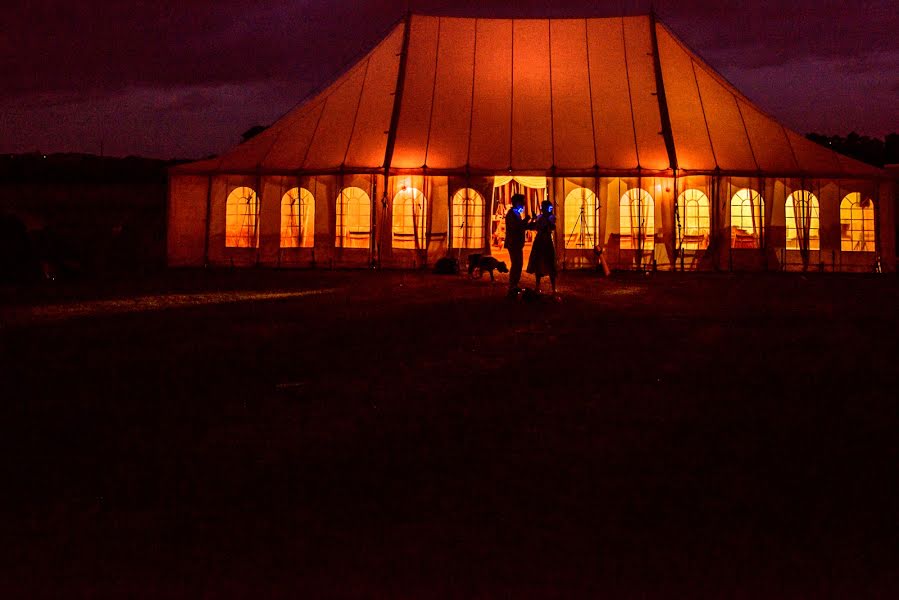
[272,174,324,267]
[469,19,514,171]
[331,173,378,268]
[586,19,639,170]
[653,176,676,270]
[381,174,429,268]
[511,19,553,170]
[425,18,477,170]
[655,27,715,171]
[426,176,449,266]
[622,17,668,171]
[878,181,896,271]
[311,175,339,266]
[549,20,596,170]
[208,175,258,266]
[724,176,768,271]
[392,16,440,169]
[817,181,842,254]
[448,176,493,256]
[557,177,601,269]
[649,176,674,269]
[259,176,290,264]
[167,175,208,266]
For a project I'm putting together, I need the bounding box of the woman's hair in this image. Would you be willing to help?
[511,193,526,207]
[541,200,553,213]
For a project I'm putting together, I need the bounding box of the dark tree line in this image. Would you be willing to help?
[806,132,899,168]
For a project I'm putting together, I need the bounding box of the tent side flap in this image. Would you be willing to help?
[167,174,209,266]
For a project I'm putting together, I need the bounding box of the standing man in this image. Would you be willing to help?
[504,193,531,294]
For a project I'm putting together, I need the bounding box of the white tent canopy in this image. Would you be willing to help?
[173,14,885,179]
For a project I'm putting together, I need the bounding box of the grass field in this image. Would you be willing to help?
[2,269,898,597]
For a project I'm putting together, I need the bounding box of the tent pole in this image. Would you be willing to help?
[371,173,378,268]
[649,12,678,173]
[675,170,682,271]
[378,12,413,269]
[382,12,413,177]
[255,172,263,266]
[203,175,212,267]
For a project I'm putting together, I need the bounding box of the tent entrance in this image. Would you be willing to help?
[489,176,548,268]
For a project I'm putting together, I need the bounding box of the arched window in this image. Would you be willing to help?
[392,187,427,249]
[280,187,315,248]
[336,187,371,249]
[452,188,485,249]
[730,188,764,249]
[785,190,820,250]
[677,189,710,250]
[225,186,258,248]
[564,187,598,249]
[619,188,654,250]
[840,193,875,252]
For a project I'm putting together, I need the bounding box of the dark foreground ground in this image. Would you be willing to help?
[1,269,898,598]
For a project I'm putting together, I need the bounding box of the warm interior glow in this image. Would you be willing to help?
[840,192,875,252]
[280,187,315,248]
[452,188,485,249]
[392,187,427,250]
[785,190,820,250]
[225,186,258,248]
[336,186,371,249]
[619,188,654,250]
[677,188,710,250]
[730,188,764,249]
[564,187,598,249]
[492,175,547,189]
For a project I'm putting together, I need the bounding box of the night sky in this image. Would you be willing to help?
[3,0,896,159]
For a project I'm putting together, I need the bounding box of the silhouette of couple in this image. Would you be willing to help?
[504,193,557,296]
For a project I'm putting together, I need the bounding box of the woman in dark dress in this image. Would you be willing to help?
[526,200,557,293]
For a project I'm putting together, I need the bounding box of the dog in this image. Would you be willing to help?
[467,253,508,281]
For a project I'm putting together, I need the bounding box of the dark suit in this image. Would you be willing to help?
[505,208,527,288]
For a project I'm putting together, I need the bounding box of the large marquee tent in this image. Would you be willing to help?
[168,13,895,272]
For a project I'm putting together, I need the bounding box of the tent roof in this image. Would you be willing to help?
[174,14,885,179]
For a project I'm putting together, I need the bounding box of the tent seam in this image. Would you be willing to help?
[341,57,373,168]
[509,19,515,170]
[465,19,479,170]
[690,59,718,169]
[734,98,760,172]
[583,18,598,168]
[620,17,641,169]
[422,17,442,168]
[547,19,556,170]
[299,99,329,170]
[782,125,802,173]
